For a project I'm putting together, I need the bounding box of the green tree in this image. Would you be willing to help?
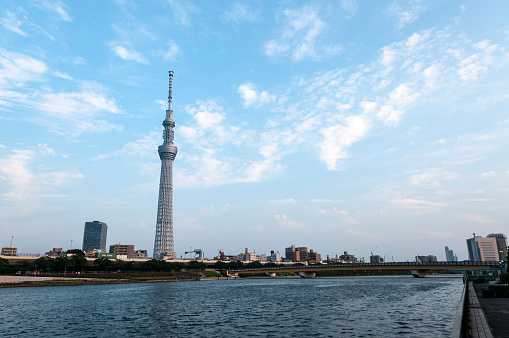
[32,256,55,272]
[246,261,263,268]
[0,257,10,273]
[54,256,70,272]
[69,254,87,272]
[187,260,206,270]
[66,249,85,256]
[94,257,115,271]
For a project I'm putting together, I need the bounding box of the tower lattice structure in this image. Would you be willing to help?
[153,71,178,259]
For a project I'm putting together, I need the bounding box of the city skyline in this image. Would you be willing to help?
[0,1,508,261]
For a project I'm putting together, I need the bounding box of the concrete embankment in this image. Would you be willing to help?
[451,280,509,338]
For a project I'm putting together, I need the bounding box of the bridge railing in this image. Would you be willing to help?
[229,261,499,272]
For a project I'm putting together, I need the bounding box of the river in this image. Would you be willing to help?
[0,275,463,337]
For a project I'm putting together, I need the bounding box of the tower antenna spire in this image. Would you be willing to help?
[167,71,173,120]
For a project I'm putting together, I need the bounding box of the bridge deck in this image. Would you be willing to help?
[229,261,499,274]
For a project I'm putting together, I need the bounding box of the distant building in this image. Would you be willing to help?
[109,244,135,259]
[46,248,64,257]
[135,250,148,259]
[268,250,282,262]
[237,248,260,262]
[487,233,508,263]
[216,250,237,261]
[309,250,321,262]
[370,255,384,264]
[415,255,437,263]
[82,221,108,252]
[466,234,498,262]
[445,246,458,262]
[1,247,17,256]
[339,251,356,262]
[285,245,310,262]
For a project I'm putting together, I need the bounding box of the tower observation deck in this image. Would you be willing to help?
[153,71,178,259]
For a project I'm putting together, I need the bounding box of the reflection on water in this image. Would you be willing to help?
[0,275,462,337]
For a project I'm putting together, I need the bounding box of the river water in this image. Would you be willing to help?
[0,275,463,337]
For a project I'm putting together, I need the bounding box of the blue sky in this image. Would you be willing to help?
[1,1,508,261]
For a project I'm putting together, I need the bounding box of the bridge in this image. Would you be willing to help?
[227,261,501,278]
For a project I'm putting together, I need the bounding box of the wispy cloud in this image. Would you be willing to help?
[340,0,359,19]
[0,145,83,199]
[265,5,341,62]
[0,50,123,136]
[0,11,27,36]
[275,214,305,228]
[223,2,261,24]
[460,213,495,223]
[36,0,73,22]
[390,198,446,214]
[347,230,381,240]
[386,0,426,29]
[266,199,297,205]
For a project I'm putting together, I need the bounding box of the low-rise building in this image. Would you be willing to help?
[109,244,135,259]
[415,255,437,263]
[135,250,148,258]
[309,250,321,262]
[237,248,260,262]
[1,247,17,256]
[268,250,282,262]
[46,248,64,257]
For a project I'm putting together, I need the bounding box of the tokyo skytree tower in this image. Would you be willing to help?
[153,71,178,259]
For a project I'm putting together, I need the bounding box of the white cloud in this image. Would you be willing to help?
[0,48,48,85]
[162,42,180,61]
[237,82,277,108]
[0,11,27,36]
[265,6,340,62]
[386,0,426,29]
[390,198,447,214]
[460,213,495,224]
[112,45,148,64]
[223,2,261,24]
[411,168,459,186]
[118,131,160,158]
[347,230,382,239]
[340,0,359,19]
[266,199,297,205]
[0,49,123,136]
[34,0,72,22]
[275,214,306,228]
[0,147,83,199]
[318,115,370,170]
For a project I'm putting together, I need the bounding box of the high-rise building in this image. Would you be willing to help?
[487,233,508,263]
[82,221,107,252]
[445,246,458,262]
[153,71,178,259]
[466,234,498,262]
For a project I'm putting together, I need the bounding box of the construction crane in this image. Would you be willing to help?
[370,247,377,257]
